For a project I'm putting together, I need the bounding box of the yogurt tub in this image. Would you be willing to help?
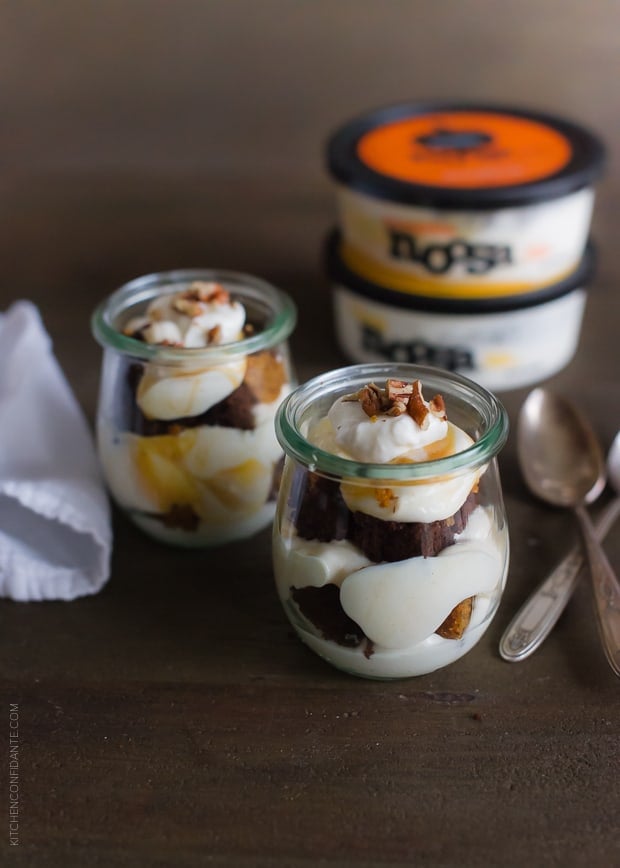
[273,363,509,679]
[326,101,605,294]
[92,270,297,546]
[327,230,595,392]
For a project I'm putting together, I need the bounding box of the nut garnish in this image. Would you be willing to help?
[173,282,231,317]
[436,597,473,639]
[350,378,446,425]
[207,324,222,345]
[185,281,230,304]
[407,381,430,427]
[173,296,204,318]
[345,383,389,418]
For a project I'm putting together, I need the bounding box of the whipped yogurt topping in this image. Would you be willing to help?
[123,281,250,420]
[312,379,450,464]
[306,378,478,522]
[125,281,246,348]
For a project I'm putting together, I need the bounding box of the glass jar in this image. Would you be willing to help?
[273,362,509,678]
[92,269,296,546]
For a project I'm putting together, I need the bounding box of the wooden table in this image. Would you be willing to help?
[2,3,619,866]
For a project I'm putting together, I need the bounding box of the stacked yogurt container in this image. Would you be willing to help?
[325,101,606,391]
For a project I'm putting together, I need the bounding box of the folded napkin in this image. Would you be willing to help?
[0,301,112,601]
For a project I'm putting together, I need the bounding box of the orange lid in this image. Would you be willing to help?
[327,102,605,209]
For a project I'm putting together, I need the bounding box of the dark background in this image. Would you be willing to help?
[1,4,619,866]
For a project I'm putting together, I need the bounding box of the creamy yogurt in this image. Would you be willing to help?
[307,388,479,522]
[98,385,287,544]
[274,507,508,678]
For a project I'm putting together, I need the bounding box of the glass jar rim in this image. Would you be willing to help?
[275,362,509,480]
[91,268,297,362]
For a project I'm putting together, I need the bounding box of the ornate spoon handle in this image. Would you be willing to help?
[575,504,620,678]
[499,497,620,662]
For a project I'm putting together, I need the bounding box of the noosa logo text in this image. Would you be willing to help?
[388,228,512,275]
[361,325,474,372]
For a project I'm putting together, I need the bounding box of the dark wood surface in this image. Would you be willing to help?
[1,3,619,866]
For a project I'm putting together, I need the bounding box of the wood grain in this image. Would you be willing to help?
[1,3,619,865]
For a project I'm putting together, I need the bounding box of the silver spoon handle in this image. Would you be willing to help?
[499,497,620,662]
[575,504,620,678]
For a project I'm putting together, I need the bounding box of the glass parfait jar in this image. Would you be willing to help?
[92,269,296,546]
[273,363,509,678]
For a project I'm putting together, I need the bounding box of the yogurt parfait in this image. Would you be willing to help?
[92,270,296,546]
[273,364,509,678]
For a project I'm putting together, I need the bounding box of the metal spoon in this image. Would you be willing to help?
[500,430,620,662]
[501,389,620,676]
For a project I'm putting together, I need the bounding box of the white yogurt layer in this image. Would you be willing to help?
[98,389,284,536]
[340,540,499,649]
[136,358,247,420]
[307,388,478,521]
[341,424,478,523]
[295,601,494,678]
[274,506,508,678]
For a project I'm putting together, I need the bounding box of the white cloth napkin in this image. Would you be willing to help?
[0,301,112,601]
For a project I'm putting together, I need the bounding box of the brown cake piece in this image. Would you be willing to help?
[199,381,257,429]
[347,491,477,562]
[244,350,287,403]
[140,503,201,532]
[436,597,473,639]
[292,471,351,542]
[268,456,285,502]
[291,584,367,648]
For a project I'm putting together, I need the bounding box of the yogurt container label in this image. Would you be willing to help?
[357,110,573,189]
[333,282,587,392]
[339,186,594,292]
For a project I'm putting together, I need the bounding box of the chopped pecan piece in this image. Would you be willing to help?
[387,379,414,404]
[185,281,230,304]
[173,296,204,318]
[429,394,447,420]
[207,324,222,344]
[346,378,447,426]
[387,400,408,417]
[436,597,473,639]
[354,383,387,418]
[406,380,430,427]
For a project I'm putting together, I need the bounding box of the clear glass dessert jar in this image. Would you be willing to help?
[92,269,296,546]
[273,363,509,679]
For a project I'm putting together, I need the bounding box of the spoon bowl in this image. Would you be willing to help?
[513,389,620,676]
[500,429,620,662]
[518,388,606,507]
[607,431,620,493]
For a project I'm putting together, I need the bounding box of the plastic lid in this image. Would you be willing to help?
[326,230,596,314]
[326,102,606,209]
